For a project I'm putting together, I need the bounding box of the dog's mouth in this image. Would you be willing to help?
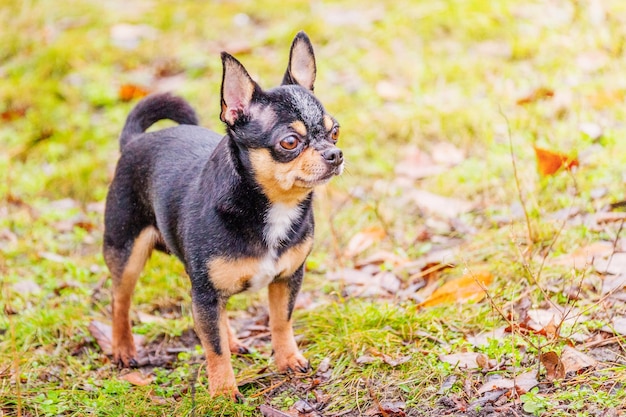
[294,164,343,188]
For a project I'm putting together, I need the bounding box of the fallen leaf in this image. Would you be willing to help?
[378,271,401,294]
[12,280,42,295]
[137,311,166,324]
[259,404,294,417]
[516,87,554,105]
[419,271,493,308]
[119,84,151,102]
[602,316,626,336]
[438,375,457,394]
[344,226,386,258]
[395,147,448,179]
[119,370,154,386]
[587,89,625,109]
[467,326,507,347]
[533,146,579,176]
[410,190,474,219]
[540,351,565,381]
[560,346,597,373]
[1,105,28,122]
[543,317,559,341]
[88,320,145,356]
[439,352,484,370]
[356,354,378,365]
[378,401,406,417]
[477,371,538,394]
[594,252,626,275]
[552,241,614,270]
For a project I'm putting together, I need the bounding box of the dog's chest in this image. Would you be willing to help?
[248,204,303,290]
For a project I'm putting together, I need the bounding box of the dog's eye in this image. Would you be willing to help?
[279,135,299,150]
[331,126,340,141]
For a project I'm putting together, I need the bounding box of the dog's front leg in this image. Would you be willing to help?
[191,289,240,400]
[268,266,309,373]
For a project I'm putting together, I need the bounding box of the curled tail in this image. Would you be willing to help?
[119,93,200,151]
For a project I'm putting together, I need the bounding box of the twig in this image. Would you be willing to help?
[500,107,534,246]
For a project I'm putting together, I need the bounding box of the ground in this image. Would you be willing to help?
[1,0,626,416]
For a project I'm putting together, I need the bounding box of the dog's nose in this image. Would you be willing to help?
[322,148,343,166]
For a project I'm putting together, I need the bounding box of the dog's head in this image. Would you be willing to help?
[220,31,343,206]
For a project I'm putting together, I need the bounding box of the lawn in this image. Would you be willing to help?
[2,0,626,416]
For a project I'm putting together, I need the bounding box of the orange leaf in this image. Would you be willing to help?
[119,371,155,386]
[1,105,28,121]
[344,226,386,258]
[533,146,579,176]
[516,87,554,105]
[418,270,493,308]
[119,84,150,102]
[540,351,565,381]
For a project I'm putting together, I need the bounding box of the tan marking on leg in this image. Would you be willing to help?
[112,226,159,366]
[249,148,326,205]
[207,256,260,294]
[277,237,313,279]
[323,114,334,132]
[268,281,308,372]
[289,120,307,137]
[192,303,239,399]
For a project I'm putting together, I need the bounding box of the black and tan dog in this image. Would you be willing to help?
[103,32,343,399]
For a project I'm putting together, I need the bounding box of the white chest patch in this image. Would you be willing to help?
[247,204,302,291]
[263,203,302,248]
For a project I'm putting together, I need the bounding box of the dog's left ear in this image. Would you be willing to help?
[220,52,259,125]
[282,31,316,92]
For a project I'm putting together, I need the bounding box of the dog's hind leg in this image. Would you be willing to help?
[104,226,158,367]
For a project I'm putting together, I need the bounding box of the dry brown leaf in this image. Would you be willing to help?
[516,87,554,105]
[439,352,483,370]
[344,226,386,258]
[552,241,614,270]
[543,316,559,341]
[540,351,565,381]
[560,346,597,373]
[477,371,538,395]
[587,89,625,109]
[119,370,155,386]
[259,404,295,417]
[395,147,447,180]
[88,320,145,356]
[410,190,474,219]
[602,316,626,336]
[533,146,579,176]
[119,84,151,102]
[1,105,28,122]
[419,271,493,308]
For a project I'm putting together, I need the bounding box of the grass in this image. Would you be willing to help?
[2,0,626,416]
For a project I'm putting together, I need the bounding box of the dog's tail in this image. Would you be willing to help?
[119,93,200,151]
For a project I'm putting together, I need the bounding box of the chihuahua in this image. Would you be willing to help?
[103,32,343,399]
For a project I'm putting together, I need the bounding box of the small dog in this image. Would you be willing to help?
[103,32,343,399]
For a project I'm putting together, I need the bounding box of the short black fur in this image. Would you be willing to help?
[103,32,343,399]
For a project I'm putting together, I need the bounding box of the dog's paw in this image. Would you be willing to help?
[229,340,250,355]
[275,351,310,374]
[112,344,138,368]
[209,383,242,402]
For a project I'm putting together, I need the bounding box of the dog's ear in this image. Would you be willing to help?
[282,31,316,92]
[220,53,258,125]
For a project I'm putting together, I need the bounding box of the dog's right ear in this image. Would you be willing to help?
[282,31,316,92]
[220,53,258,125]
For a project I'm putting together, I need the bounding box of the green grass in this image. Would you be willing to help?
[2,0,626,415]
